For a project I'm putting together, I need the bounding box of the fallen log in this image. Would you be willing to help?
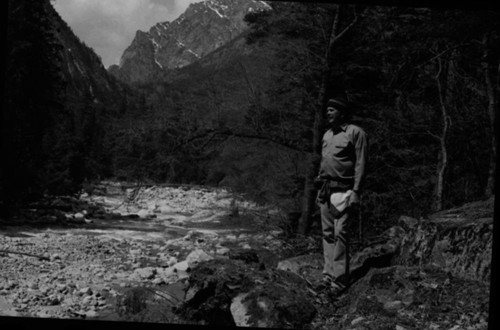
[0,249,50,261]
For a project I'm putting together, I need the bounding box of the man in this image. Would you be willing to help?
[316,97,368,294]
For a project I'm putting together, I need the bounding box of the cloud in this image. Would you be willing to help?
[53,0,200,68]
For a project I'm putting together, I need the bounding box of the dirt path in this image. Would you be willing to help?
[0,183,284,320]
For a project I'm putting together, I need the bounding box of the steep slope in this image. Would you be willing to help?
[109,0,271,84]
[48,2,131,107]
[4,0,141,201]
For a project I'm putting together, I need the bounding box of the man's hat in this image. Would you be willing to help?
[327,97,350,111]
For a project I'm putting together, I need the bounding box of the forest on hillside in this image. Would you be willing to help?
[2,1,498,238]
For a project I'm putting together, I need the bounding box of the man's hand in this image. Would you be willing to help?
[348,190,360,207]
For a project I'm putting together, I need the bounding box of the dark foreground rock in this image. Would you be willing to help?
[321,265,489,330]
[176,258,317,328]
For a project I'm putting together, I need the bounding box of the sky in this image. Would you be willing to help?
[53,0,201,68]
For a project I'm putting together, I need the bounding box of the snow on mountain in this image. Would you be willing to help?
[109,0,271,84]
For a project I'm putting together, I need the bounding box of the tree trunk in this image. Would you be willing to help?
[298,5,360,235]
[482,34,498,198]
[433,56,450,212]
[297,78,326,235]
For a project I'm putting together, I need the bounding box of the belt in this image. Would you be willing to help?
[316,178,352,205]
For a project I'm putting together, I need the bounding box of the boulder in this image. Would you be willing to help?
[276,253,323,284]
[156,267,176,283]
[230,282,316,328]
[228,248,279,269]
[349,225,406,283]
[159,205,174,214]
[185,249,213,267]
[176,258,316,328]
[328,265,490,330]
[137,210,150,219]
[133,267,156,280]
[395,197,494,283]
[173,261,190,280]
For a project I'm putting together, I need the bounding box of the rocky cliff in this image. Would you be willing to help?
[45,1,129,105]
[108,0,271,84]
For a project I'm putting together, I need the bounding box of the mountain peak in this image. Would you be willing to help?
[110,0,270,84]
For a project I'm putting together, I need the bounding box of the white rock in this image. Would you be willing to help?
[82,295,93,305]
[137,210,149,219]
[173,261,190,272]
[168,257,178,266]
[50,254,61,261]
[351,316,365,325]
[230,293,251,327]
[216,247,230,255]
[133,267,156,280]
[157,267,176,281]
[85,310,98,318]
[74,213,85,220]
[186,249,213,266]
[226,234,237,241]
[79,287,93,296]
[160,205,174,214]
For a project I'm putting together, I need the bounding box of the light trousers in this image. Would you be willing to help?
[320,201,351,285]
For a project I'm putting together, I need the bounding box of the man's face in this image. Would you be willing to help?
[327,106,344,125]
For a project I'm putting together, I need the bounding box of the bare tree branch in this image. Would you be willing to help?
[176,128,309,153]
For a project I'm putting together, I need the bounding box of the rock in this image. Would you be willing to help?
[230,293,251,326]
[177,259,316,328]
[230,284,316,328]
[277,253,323,277]
[396,198,494,283]
[185,249,213,267]
[133,267,157,280]
[56,284,68,292]
[333,265,490,330]
[152,278,164,285]
[159,205,174,214]
[351,316,366,325]
[47,294,60,305]
[383,300,403,311]
[184,230,204,241]
[348,226,406,284]
[157,267,176,282]
[228,250,260,265]
[398,216,419,230]
[85,310,98,318]
[137,210,149,219]
[168,257,178,266]
[173,261,190,279]
[74,213,85,220]
[82,296,93,305]
[79,287,93,296]
[226,234,237,241]
[50,254,61,261]
[216,247,230,256]
[40,286,51,295]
